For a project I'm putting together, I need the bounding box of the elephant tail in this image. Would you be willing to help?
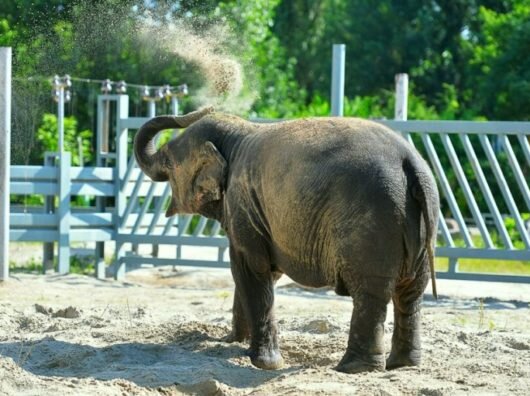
[407,158,440,299]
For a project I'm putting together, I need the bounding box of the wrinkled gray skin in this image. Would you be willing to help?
[134,107,440,373]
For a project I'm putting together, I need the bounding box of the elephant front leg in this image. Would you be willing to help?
[225,287,250,343]
[336,291,388,373]
[230,252,283,370]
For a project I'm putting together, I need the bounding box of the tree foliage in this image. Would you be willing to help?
[2,0,530,127]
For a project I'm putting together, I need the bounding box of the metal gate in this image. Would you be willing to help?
[99,95,529,283]
[379,120,530,282]
[101,95,229,279]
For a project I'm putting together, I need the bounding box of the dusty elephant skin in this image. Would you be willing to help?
[133,107,440,373]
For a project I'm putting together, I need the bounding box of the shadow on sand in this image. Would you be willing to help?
[0,327,298,390]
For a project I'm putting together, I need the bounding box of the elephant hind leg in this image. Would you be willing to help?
[336,278,393,374]
[386,269,429,370]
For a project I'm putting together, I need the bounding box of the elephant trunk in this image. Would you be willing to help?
[133,107,214,181]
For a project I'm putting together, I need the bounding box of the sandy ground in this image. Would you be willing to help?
[1,264,530,395]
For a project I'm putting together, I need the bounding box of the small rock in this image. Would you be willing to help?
[302,319,334,334]
[52,306,81,319]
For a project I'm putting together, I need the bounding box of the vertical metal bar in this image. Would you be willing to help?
[176,215,193,266]
[193,217,208,236]
[440,133,494,248]
[57,87,65,154]
[57,152,71,273]
[0,47,11,281]
[331,44,345,117]
[113,95,129,280]
[102,99,110,153]
[394,73,408,121]
[43,155,55,272]
[459,134,513,249]
[148,100,156,118]
[394,73,409,141]
[131,184,156,234]
[217,247,227,266]
[148,185,171,234]
[211,221,222,236]
[438,216,455,247]
[501,135,530,211]
[162,212,178,235]
[516,134,530,166]
[421,133,474,247]
[95,95,112,278]
[479,134,530,248]
[171,96,179,116]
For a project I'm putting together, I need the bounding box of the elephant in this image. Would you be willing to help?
[133,107,440,373]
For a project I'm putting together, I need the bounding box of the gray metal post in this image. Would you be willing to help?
[43,154,56,272]
[171,96,179,116]
[57,152,71,273]
[394,73,409,121]
[114,95,129,280]
[95,95,109,278]
[0,47,11,281]
[331,44,346,117]
[57,87,65,153]
[147,99,159,257]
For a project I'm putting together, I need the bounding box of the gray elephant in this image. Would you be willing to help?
[133,107,439,373]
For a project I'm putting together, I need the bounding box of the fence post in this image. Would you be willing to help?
[114,94,129,280]
[95,94,110,279]
[394,73,408,121]
[0,47,11,281]
[331,44,346,117]
[43,153,56,272]
[57,152,71,273]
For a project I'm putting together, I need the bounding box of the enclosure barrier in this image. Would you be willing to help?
[7,101,530,284]
[0,48,11,281]
[2,59,529,282]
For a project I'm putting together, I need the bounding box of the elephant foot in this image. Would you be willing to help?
[386,349,421,370]
[248,348,284,370]
[336,351,385,374]
[223,330,249,343]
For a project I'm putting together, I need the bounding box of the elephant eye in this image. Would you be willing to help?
[163,157,173,169]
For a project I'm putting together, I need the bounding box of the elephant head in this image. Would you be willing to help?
[133,107,227,219]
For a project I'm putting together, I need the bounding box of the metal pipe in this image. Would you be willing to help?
[395,73,408,121]
[57,86,65,154]
[0,47,11,281]
[331,44,345,117]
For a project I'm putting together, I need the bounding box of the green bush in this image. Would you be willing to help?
[37,113,93,166]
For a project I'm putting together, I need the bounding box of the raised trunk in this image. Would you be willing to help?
[133,107,214,181]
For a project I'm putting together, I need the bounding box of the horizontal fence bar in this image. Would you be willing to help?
[120,117,150,129]
[117,233,229,248]
[436,247,530,261]
[70,167,114,181]
[436,271,530,284]
[11,166,56,180]
[11,228,114,242]
[378,120,530,134]
[11,182,57,195]
[121,256,230,268]
[12,166,113,181]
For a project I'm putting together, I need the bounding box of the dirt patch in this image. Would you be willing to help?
[1,268,529,395]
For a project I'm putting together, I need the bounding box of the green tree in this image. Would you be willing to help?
[37,113,92,166]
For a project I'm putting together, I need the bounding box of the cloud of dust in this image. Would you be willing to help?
[137,16,257,114]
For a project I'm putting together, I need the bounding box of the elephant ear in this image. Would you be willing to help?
[192,141,227,209]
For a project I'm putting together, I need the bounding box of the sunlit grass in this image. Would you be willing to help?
[435,256,530,275]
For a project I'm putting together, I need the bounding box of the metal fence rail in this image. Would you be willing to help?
[379,120,530,282]
[5,94,530,283]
